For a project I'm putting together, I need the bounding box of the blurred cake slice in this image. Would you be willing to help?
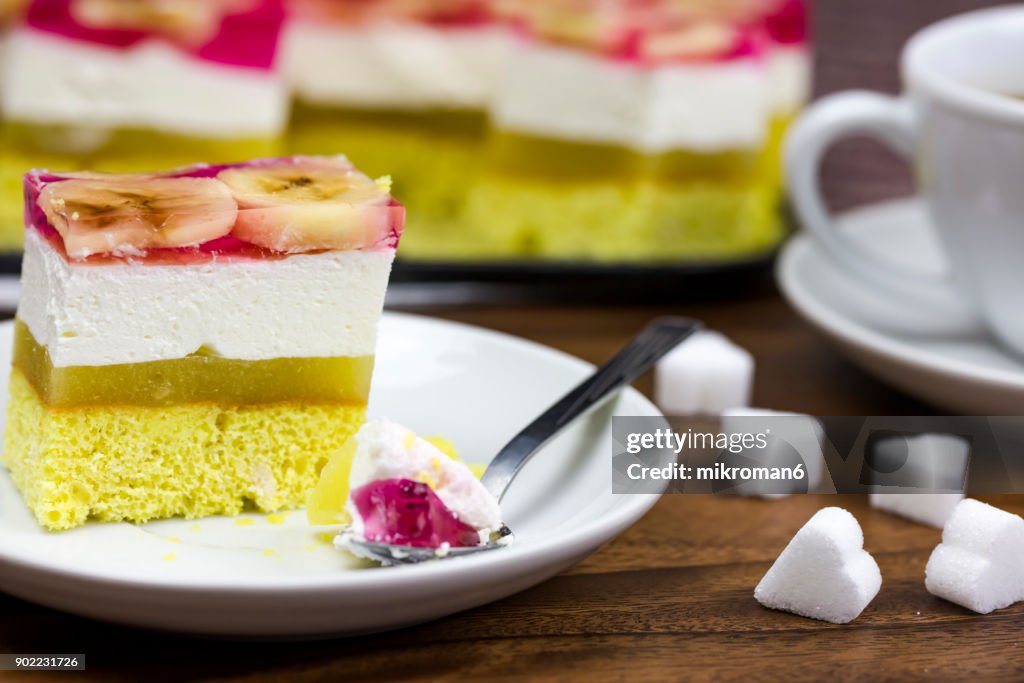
[4,155,404,530]
[283,0,510,257]
[0,0,288,249]
[474,0,809,262]
[285,0,503,112]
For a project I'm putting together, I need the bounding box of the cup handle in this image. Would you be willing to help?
[785,91,984,333]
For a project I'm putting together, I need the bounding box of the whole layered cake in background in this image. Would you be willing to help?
[284,0,508,260]
[284,0,810,263]
[0,0,288,250]
[0,0,809,264]
[4,155,403,530]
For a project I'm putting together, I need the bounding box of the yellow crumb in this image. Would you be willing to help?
[262,549,277,557]
[304,545,318,553]
[424,435,459,460]
[234,518,255,527]
[468,463,487,479]
[317,532,335,545]
[163,553,176,562]
[403,431,417,451]
[305,439,356,526]
[166,536,180,543]
[266,513,287,525]
[416,470,438,490]
[189,524,201,533]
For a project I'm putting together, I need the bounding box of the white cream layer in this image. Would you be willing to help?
[1,29,288,139]
[19,229,394,367]
[491,42,775,152]
[284,20,511,109]
[770,45,812,114]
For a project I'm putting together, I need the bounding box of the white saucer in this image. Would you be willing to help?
[0,314,665,637]
[778,198,1024,414]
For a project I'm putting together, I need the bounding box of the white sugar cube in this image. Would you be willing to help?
[721,408,827,498]
[925,499,1024,614]
[755,507,881,624]
[870,493,964,528]
[655,330,754,415]
[864,433,969,492]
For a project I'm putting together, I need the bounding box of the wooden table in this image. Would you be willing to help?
[5,0,1024,680]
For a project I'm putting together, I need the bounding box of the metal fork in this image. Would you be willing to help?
[343,317,702,565]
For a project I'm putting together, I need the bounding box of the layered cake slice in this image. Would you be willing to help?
[0,0,288,249]
[4,155,403,530]
[283,0,509,258]
[475,0,810,262]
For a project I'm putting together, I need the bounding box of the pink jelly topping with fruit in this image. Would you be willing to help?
[351,478,483,549]
[289,0,492,28]
[764,0,808,45]
[24,0,285,69]
[521,0,807,65]
[529,18,763,65]
[24,157,405,265]
[626,26,760,64]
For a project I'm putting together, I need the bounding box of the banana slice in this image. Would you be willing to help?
[72,0,226,46]
[38,175,238,259]
[217,157,393,253]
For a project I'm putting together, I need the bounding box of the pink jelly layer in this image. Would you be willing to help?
[626,27,761,64]
[765,0,808,45]
[351,478,483,549]
[24,0,284,70]
[519,0,807,65]
[288,0,493,28]
[24,157,405,265]
[529,27,763,66]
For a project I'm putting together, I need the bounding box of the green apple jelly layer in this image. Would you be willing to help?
[0,123,283,250]
[486,133,772,184]
[477,115,793,191]
[404,177,782,262]
[286,105,792,262]
[12,320,374,408]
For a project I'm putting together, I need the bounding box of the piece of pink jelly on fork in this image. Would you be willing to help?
[350,478,482,549]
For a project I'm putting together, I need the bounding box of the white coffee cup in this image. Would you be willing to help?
[787,6,1024,353]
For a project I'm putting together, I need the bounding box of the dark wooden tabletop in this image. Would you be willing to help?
[4,0,1024,681]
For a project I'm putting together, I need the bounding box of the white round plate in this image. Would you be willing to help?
[0,314,665,637]
[778,198,1024,413]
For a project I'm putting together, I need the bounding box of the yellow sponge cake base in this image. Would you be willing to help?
[3,368,365,531]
